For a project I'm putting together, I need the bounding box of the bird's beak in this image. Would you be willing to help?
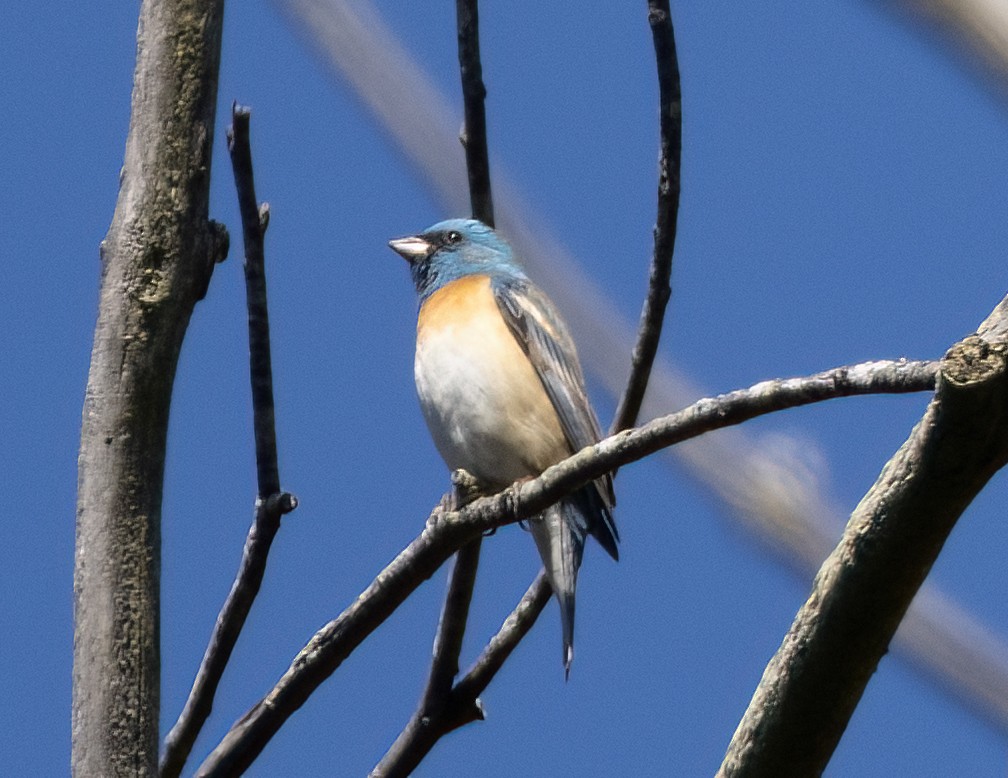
[388,235,432,262]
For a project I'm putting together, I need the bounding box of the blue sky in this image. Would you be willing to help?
[4,1,1008,775]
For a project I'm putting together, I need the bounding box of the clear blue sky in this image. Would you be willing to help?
[4,1,1008,775]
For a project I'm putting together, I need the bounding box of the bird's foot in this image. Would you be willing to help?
[427,469,485,532]
[449,468,484,509]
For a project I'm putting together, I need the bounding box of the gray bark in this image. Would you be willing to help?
[718,299,1008,777]
[73,1,226,775]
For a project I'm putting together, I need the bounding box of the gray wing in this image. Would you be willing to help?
[492,276,619,557]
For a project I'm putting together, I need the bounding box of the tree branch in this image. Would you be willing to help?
[456,0,494,226]
[196,358,937,774]
[373,4,499,774]
[449,571,552,708]
[370,543,491,778]
[73,1,226,775]
[159,105,296,777]
[611,0,682,435]
[719,305,1008,776]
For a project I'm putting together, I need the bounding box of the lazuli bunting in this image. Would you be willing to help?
[389,219,618,674]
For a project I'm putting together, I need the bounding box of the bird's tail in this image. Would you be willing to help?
[530,499,587,679]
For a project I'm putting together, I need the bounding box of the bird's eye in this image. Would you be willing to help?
[446,231,462,244]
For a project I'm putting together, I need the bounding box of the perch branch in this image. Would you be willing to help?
[196,358,937,775]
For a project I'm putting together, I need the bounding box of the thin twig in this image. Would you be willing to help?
[426,538,482,695]
[196,358,938,775]
[456,0,494,226]
[448,571,552,714]
[371,571,551,777]
[611,0,681,436]
[160,104,297,778]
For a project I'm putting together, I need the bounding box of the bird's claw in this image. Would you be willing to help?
[449,468,484,509]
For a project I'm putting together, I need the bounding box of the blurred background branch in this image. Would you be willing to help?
[881,0,1008,94]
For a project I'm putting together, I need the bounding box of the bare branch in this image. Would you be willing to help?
[276,0,1008,733]
[719,308,1008,776]
[371,542,489,778]
[371,572,551,777]
[196,358,937,774]
[160,105,297,778]
[424,540,484,702]
[456,0,494,226]
[611,0,681,435]
[73,1,225,774]
[449,571,552,711]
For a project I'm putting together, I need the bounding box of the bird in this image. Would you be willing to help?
[389,218,618,675]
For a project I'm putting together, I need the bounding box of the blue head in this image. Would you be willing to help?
[389,219,526,302]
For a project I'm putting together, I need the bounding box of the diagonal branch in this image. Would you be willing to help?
[160,105,297,778]
[719,305,1008,776]
[611,0,682,436]
[195,358,938,775]
[449,571,553,708]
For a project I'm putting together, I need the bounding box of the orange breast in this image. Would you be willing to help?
[417,274,496,342]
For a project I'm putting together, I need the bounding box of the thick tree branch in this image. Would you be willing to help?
[73,2,226,775]
[196,358,936,774]
[719,304,1008,777]
[611,0,682,435]
[160,105,297,778]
